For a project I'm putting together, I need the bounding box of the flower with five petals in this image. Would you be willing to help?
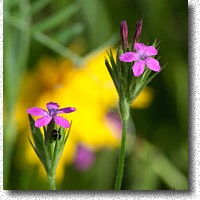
[119,42,161,77]
[27,102,76,128]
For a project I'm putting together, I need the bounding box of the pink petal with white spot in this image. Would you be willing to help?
[145,57,161,72]
[132,60,145,77]
[57,107,76,114]
[35,116,52,127]
[119,52,139,62]
[54,116,70,128]
[27,107,48,116]
[46,102,59,110]
[134,43,147,54]
[146,46,158,56]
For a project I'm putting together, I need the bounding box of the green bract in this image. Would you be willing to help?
[105,19,165,190]
[28,114,72,190]
[105,40,163,106]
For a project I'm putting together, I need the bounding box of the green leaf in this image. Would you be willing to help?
[31,0,53,16]
[152,39,160,48]
[28,137,40,159]
[116,45,123,66]
[126,63,134,98]
[28,136,49,173]
[51,123,72,173]
[146,72,160,85]
[129,69,151,103]
[51,134,62,172]
[136,139,188,190]
[46,120,55,143]
[107,49,118,79]
[33,31,83,65]
[105,58,119,95]
[43,126,47,142]
[146,63,166,85]
[64,122,72,145]
[28,115,49,169]
[77,0,112,48]
[107,49,126,96]
[32,3,79,32]
[129,80,147,103]
[53,22,84,44]
[129,64,165,103]
[8,0,21,7]
[28,114,44,144]
[45,120,57,161]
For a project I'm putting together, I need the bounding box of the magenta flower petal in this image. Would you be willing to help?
[57,107,76,114]
[35,116,52,127]
[27,107,48,116]
[119,52,139,62]
[146,46,158,56]
[27,102,76,128]
[54,116,70,128]
[145,57,161,72]
[132,60,145,77]
[134,42,147,54]
[119,42,160,77]
[46,102,59,110]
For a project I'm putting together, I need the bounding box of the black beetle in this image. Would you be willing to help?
[52,130,61,140]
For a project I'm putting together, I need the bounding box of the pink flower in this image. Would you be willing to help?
[74,144,95,171]
[119,42,161,77]
[27,102,76,128]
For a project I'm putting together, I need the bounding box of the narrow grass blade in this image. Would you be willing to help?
[53,22,84,44]
[33,31,83,65]
[31,0,53,15]
[32,3,79,32]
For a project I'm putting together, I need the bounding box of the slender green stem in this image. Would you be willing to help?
[48,174,56,190]
[114,98,130,190]
[45,121,56,190]
[47,157,57,190]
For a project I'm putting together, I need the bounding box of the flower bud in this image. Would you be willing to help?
[120,20,128,50]
[132,19,143,45]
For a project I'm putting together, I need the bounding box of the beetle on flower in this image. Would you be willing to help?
[27,102,76,128]
[27,102,76,190]
[119,42,161,77]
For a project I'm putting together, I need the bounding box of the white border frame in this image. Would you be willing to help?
[0,0,199,199]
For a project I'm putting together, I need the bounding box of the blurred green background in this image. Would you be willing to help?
[4,0,188,190]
